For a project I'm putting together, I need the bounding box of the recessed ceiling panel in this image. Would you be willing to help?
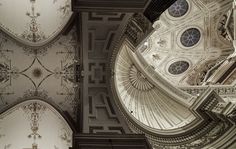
[0,0,72,46]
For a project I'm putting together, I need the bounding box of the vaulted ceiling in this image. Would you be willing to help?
[0,27,79,120]
[0,0,72,46]
[139,0,234,86]
[0,0,236,149]
[0,100,72,149]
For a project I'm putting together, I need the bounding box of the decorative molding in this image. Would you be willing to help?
[114,43,195,130]
[0,0,73,46]
[123,13,153,47]
[0,26,79,121]
[0,100,73,149]
[129,65,154,91]
[21,0,46,43]
[109,17,236,149]
[179,84,236,97]
[186,59,223,85]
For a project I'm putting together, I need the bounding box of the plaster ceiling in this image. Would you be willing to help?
[113,0,236,132]
[138,0,234,86]
[0,26,79,120]
[0,0,72,46]
[114,44,195,130]
[0,100,72,149]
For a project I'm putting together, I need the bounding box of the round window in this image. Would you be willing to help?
[168,0,189,17]
[180,28,201,47]
[168,61,189,75]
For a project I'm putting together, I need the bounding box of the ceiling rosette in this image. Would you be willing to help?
[0,0,72,46]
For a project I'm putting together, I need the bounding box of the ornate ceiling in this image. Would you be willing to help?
[112,0,236,147]
[0,0,236,148]
[139,0,234,86]
[0,100,72,149]
[0,26,79,120]
[114,43,195,130]
[113,0,236,130]
[0,1,78,148]
[0,0,72,46]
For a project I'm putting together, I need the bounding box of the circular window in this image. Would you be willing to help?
[168,0,189,17]
[180,28,201,47]
[168,61,189,75]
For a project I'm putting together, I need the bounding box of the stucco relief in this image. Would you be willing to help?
[217,11,232,42]
[0,100,72,149]
[0,0,73,46]
[139,0,233,86]
[186,59,222,85]
[115,45,195,130]
[0,26,79,121]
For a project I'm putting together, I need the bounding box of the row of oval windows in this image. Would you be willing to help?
[166,27,200,75]
[166,0,197,75]
[156,28,201,48]
[167,27,199,74]
[168,0,201,47]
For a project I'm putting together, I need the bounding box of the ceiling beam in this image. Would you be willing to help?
[72,0,151,12]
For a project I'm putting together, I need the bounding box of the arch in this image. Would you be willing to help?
[0,99,74,149]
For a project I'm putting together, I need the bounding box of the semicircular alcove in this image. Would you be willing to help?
[114,42,196,131]
[0,100,73,149]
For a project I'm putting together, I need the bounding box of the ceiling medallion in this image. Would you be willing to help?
[129,65,154,91]
[22,58,52,88]
[32,68,42,78]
